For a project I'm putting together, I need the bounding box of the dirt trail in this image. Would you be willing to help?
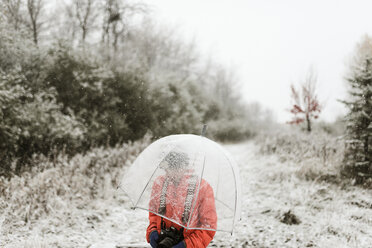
[5,141,372,247]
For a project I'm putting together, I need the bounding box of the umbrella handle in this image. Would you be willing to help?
[201,124,207,137]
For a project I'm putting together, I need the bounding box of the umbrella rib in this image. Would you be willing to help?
[187,137,206,228]
[215,198,234,212]
[134,143,179,208]
[117,187,137,208]
[216,163,221,200]
[137,206,231,233]
[134,164,160,209]
[215,144,239,234]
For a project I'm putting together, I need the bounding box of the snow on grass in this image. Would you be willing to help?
[1,139,371,247]
[212,141,372,248]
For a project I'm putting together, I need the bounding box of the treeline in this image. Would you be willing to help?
[0,1,273,176]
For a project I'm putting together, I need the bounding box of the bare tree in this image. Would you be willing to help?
[57,0,78,42]
[2,0,23,30]
[101,0,119,47]
[26,0,43,45]
[288,69,322,132]
[101,0,147,51]
[69,0,99,43]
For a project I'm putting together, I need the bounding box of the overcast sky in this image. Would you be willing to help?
[144,0,372,123]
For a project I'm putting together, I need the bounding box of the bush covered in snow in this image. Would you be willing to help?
[0,135,151,234]
[256,129,345,182]
[0,13,271,175]
[207,118,255,142]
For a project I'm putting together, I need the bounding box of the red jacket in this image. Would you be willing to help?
[146,175,217,248]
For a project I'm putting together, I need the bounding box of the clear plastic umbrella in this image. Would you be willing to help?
[119,134,241,233]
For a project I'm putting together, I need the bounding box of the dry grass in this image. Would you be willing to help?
[212,141,372,248]
[1,135,371,247]
[0,135,151,247]
[256,129,345,182]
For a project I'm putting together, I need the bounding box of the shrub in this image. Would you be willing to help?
[257,129,345,181]
[207,118,255,142]
[0,69,85,176]
[44,44,156,146]
[0,135,151,229]
[148,81,208,138]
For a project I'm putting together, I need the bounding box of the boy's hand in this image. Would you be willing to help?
[150,231,159,248]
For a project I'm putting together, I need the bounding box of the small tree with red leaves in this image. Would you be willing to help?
[288,70,321,132]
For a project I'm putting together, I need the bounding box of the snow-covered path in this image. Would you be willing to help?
[7,141,372,247]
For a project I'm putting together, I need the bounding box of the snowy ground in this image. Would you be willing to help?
[3,141,372,247]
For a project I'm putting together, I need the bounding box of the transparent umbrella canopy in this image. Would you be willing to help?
[119,134,241,233]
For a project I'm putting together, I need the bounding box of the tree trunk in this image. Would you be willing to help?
[306,114,311,132]
[32,21,38,45]
[82,26,87,42]
[365,136,369,162]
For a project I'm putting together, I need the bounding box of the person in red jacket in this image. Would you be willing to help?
[146,151,217,248]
